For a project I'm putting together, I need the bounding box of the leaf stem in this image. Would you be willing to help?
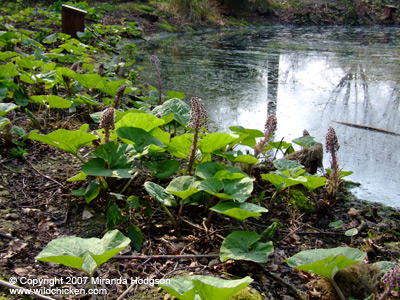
[330,277,346,300]
[162,204,177,227]
[75,152,87,164]
[119,171,140,194]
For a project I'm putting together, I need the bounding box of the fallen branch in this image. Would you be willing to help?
[259,264,307,300]
[0,279,57,300]
[334,121,400,136]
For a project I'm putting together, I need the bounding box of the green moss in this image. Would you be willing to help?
[288,189,316,213]
[158,22,178,33]
[229,287,263,300]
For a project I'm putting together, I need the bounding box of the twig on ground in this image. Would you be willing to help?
[26,159,63,186]
[259,264,307,300]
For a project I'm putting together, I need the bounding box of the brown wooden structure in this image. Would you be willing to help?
[384,5,397,20]
[61,4,87,39]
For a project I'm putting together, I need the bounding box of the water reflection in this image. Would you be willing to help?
[134,26,400,207]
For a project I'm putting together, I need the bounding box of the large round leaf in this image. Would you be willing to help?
[210,202,268,221]
[27,129,97,156]
[285,247,367,279]
[116,127,164,153]
[35,230,130,276]
[166,176,201,200]
[82,142,137,178]
[223,177,254,202]
[152,98,190,126]
[115,112,165,132]
[220,231,274,263]
[161,275,253,300]
[144,182,177,207]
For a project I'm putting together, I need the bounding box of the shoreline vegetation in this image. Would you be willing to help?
[0,1,399,300]
[90,0,400,36]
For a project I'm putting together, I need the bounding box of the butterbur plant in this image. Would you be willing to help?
[114,84,127,109]
[254,114,277,158]
[99,107,115,143]
[325,126,341,205]
[187,97,208,174]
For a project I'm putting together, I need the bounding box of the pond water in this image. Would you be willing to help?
[133,26,400,207]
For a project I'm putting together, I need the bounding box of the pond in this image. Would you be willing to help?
[132,26,400,207]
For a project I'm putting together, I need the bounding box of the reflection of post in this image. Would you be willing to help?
[62,5,87,39]
[267,54,280,116]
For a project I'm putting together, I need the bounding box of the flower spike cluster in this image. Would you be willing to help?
[254,114,277,158]
[325,126,341,205]
[188,97,208,131]
[99,107,115,143]
[114,84,127,109]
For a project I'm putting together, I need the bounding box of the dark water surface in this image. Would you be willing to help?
[133,26,400,207]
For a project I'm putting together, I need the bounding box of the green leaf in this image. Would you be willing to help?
[292,135,317,147]
[147,159,180,179]
[213,169,247,181]
[259,222,278,242]
[67,172,87,182]
[127,224,144,252]
[199,132,238,154]
[35,229,130,276]
[27,129,97,157]
[302,176,327,191]
[0,63,19,79]
[220,231,274,263]
[345,228,359,237]
[152,98,190,126]
[161,278,196,300]
[48,95,72,108]
[116,127,164,153]
[0,51,18,61]
[285,247,367,279]
[161,275,253,300]
[166,133,193,159]
[82,142,137,178]
[198,178,224,195]
[107,204,122,229]
[166,176,200,200]
[193,276,253,300]
[229,126,264,147]
[195,162,223,179]
[223,177,254,202]
[328,220,344,229]
[0,83,7,99]
[13,87,30,106]
[273,159,302,171]
[199,133,238,154]
[115,112,165,132]
[165,91,186,100]
[0,103,19,117]
[84,179,101,203]
[261,173,304,191]
[326,169,353,179]
[75,74,103,90]
[144,182,177,207]
[210,202,268,221]
[96,79,128,97]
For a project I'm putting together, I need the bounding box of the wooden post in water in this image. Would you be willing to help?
[61,4,87,39]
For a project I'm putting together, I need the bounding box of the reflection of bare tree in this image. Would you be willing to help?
[323,64,372,125]
[383,84,400,129]
[267,54,279,117]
